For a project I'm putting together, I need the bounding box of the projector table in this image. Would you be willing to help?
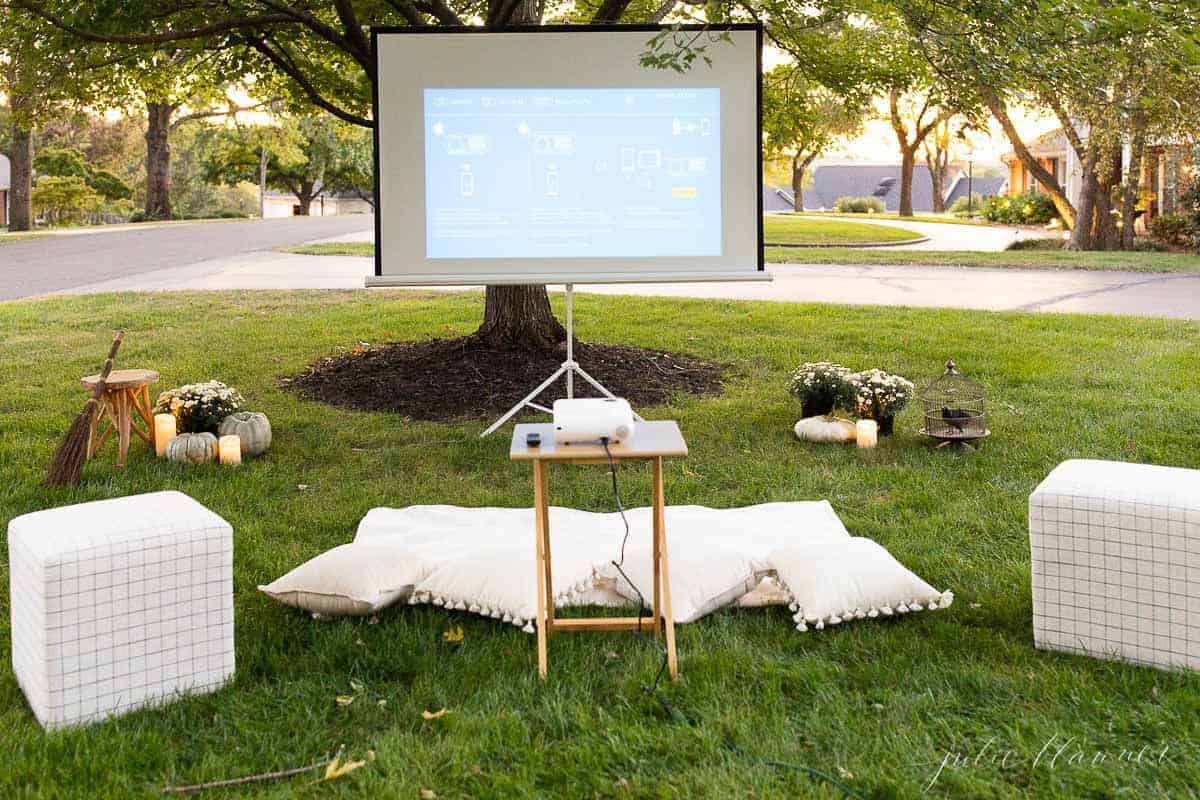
[510,421,688,681]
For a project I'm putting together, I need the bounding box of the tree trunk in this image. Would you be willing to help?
[295,181,315,216]
[1120,124,1145,250]
[472,0,567,353]
[984,91,1076,229]
[8,118,34,231]
[259,146,269,219]
[791,152,815,213]
[898,147,915,217]
[1068,157,1098,250]
[144,101,174,220]
[927,151,947,213]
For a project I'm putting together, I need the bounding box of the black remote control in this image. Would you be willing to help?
[526,432,542,447]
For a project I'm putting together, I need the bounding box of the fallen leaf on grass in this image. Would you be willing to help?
[443,626,464,643]
[421,708,450,720]
[297,484,310,491]
[349,679,365,693]
[421,789,438,799]
[335,695,355,707]
[323,755,366,781]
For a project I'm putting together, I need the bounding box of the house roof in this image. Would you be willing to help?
[944,175,1007,206]
[0,154,10,191]
[1000,128,1069,163]
[806,163,952,213]
[763,185,795,213]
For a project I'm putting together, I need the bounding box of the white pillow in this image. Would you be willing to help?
[602,545,760,624]
[770,538,953,631]
[737,576,793,608]
[259,543,423,616]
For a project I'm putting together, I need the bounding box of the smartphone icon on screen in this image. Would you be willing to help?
[460,166,474,198]
[620,147,635,173]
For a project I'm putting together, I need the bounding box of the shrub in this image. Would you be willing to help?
[981,191,1058,225]
[154,380,244,434]
[1180,180,1200,252]
[31,176,103,226]
[1133,238,1169,252]
[1006,237,1065,251]
[1149,214,1189,246]
[948,193,985,214]
[834,196,885,214]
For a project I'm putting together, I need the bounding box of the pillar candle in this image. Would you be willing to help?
[856,419,878,449]
[154,414,177,457]
[218,435,242,466]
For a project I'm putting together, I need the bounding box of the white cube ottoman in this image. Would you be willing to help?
[8,490,234,728]
[1030,459,1200,671]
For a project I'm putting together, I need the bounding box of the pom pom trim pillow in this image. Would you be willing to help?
[259,543,423,616]
[769,538,952,632]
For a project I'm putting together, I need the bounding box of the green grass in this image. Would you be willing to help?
[3,291,1200,798]
[766,246,1200,273]
[763,215,921,245]
[285,241,375,257]
[0,230,48,244]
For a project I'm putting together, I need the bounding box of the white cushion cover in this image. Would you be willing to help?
[258,543,423,616]
[8,490,233,729]
[770,537,952,631]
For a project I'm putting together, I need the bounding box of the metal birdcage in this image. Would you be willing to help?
[919,360,989,447]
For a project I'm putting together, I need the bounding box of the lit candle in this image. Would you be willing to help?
[154,414,177,457]
[218,435,242,466]
[856,419,878,449]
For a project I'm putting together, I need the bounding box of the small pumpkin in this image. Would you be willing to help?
[218,411,272,457]
[166,432,218,465]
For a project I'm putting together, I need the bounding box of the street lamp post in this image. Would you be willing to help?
[967,158,975,216]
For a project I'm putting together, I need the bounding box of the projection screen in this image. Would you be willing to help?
[367,25,766,286]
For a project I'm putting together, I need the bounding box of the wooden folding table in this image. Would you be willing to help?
[510,421,688,681]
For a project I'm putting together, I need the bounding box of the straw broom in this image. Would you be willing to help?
[45,331,126,487]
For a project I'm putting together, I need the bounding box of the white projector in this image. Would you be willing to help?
[553,398,636,445]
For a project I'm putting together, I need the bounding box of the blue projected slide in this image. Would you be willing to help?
[423,88,721,260]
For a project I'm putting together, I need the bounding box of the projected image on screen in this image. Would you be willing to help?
[424,88,721,259]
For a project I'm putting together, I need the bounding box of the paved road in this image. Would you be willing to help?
[0,216,373,301]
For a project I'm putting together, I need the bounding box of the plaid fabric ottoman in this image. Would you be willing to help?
[1030,459,1200,671]
[8,491,234,728]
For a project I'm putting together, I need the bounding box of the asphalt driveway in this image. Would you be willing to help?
[0,216,373,301]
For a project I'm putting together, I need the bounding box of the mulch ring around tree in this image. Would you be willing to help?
[282,336,728,422]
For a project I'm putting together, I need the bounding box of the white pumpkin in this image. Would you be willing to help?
[167,432,219,464]
[793,416,857,443]
[218,411,272,457]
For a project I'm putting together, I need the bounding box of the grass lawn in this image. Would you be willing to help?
[766,246,1200,273]
[0,230,48,245]
[3,291,1200,798]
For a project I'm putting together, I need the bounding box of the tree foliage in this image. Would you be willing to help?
[33,147,133,200]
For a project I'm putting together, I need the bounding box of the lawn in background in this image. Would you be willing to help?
[2,291,1199,798]
[790,210,995,226]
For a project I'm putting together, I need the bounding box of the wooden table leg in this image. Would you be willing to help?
[116,390,132,467]
[532,458,550,679]
[130,385,155,446]
[652,457,678,680]
[538,460,555,630]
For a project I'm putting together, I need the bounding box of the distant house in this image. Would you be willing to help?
[944,175,1007,208]
[762,185,796,213]
[261,189,373,218]
[0,154,10,227]
[804,163,995,213]
[1000,128,1197,231]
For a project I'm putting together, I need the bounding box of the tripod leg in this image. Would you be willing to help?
[480,364,568,437]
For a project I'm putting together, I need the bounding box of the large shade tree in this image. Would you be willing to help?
[16,0,705,350]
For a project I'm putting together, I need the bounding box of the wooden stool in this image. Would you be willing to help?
[80,369,159,466]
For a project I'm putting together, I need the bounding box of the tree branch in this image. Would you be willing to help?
[12,1,295,46]
[591,0,633,23]
[246,36,373,128]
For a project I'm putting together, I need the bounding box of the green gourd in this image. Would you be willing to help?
[218,411,272,457]
[166,432,218,465]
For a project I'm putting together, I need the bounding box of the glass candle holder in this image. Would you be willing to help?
[218,435,242,466]
[856,419,878,449]
[154,414,177,458]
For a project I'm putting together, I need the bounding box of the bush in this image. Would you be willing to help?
[981,191,1058,225]
[1180,180,1200,252]
[948,193,986,214]
[1006,237,1065,251]
[834,196,885,214]
[1133,238,1169,252]
[1149,214,1190,246]
[31,176,103,226]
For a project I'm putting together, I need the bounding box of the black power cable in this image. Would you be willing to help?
[600,438,678,717]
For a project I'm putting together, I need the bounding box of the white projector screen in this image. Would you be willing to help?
[367,25,766,286]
